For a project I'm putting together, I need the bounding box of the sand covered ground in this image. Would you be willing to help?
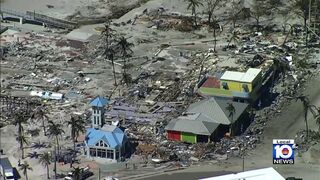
[1,0,319,179]
[1,0,141,20]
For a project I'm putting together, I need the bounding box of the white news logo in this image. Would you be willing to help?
[273,139,294,164]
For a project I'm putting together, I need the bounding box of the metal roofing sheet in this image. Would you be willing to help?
[240,68,262,82]
[220,71,245,81]
[220,68,262,83]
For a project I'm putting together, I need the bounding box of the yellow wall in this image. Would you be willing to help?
[221,76,265,93]
[221,80,242,92]
[220,69,263,93]
[240,83,252,92]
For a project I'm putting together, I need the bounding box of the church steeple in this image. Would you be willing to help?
[89,96,109,129]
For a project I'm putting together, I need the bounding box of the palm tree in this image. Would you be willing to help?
[16,133,29,159]
[39,152,51,179]
[309,105,320,132]
[31,105,49,136]
[185,0,203,27]
[72,167,83,180]
[12,111,29,138]
[20,161,33,180]
[226,103,236,136]
[101,21,114,49]
[12,111,29,159]
[292,0,311,46]
[250,0,269,30]
[209,17,219,52]
[205,0,225,24]
[66,115,86,151]
[102,21,117,86]
[47,121,65,155]
[117,36,134,82]
[296,95,312,138]
[226,0,244,46]
[105,47,117,86]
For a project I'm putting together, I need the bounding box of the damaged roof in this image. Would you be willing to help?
[187,97,248,125]
[165,113,219,135]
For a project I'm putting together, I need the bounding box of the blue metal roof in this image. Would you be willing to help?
[89,96,109,107]
[86,126,126,148]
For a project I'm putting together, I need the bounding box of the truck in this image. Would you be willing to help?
[0,158,15,180]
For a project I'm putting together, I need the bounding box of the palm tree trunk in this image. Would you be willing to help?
[47,165,50,179]
[213,28,217,52]
[256,18,259,31]
[56,136,60,155]
[73,139,76,152]
[25,172,28,180]
[20,141,24,159]
[111,57,117,86]
[54,146,57,179]
[304,17,308,46]
[22,147,24,159]
[304,109,309,138]
[229,115,234,136]
[18,123,23,137]
[193,7,197,27]
[123,57,127,76]
[42,119,46,136]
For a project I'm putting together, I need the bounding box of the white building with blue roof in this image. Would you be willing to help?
[85,96,127,160]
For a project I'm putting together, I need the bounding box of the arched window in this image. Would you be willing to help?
[96,140,108,147]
